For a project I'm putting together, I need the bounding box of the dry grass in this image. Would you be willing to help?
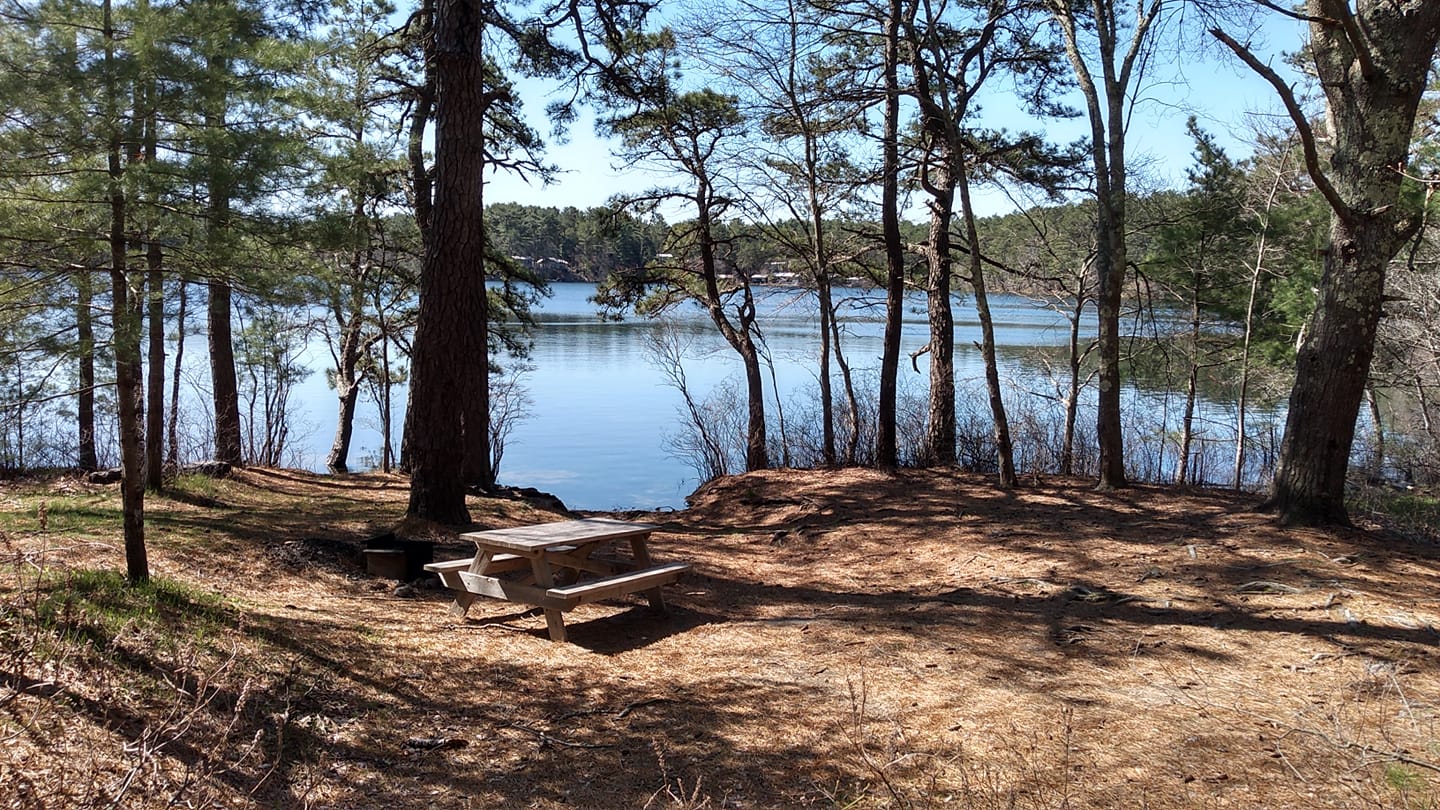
[2,466,1438,809]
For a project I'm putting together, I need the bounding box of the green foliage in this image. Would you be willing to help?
[234,303,312,466]
[977,122,1325,377]
[32,568,226,637]
[1381,762,1435,808]
[167,472,223,501]
[606,87,746,151]
[485,203,669,280]
[2,566,233,667]
[975,200,1098,294]
[0,492,119,534]
[1351,487,1440,544]
[1145,117,1251,292]
[1140,118,1256,394]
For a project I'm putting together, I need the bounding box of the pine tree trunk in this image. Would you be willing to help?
[1268,222,1394,523]
[105,0,147,583]
[1060,294,1086,477]
[145,242,164,488]
[1177,285,1201,485]
[207,279,242,464]
[461,196,492,488]
[810,171,836,467]
[696,193,768,472]
[1047,0,1148,490]
[406,0,494,524]
[112,263,148,583]
[922,184,957,467]
[740,334,770,472]
[831,307,862,465]
[375,293,394,472]
[166,281,187,467]
[955,157,1016,486]
[1093,113,1129,489]
[141,5,164,491]
[399,0,436,477]
[76,269,98,471]
[817,273,836,467]
[325,312,364,473]
[1260,0,1440,525]
[875,0,905,470]
[204,49,242,466]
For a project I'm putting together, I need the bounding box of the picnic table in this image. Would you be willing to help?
[424,517,690,642]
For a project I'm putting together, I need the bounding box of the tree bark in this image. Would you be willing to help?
[105,0,147,583]
[1177,278,1200,485]
[808,162,836,467]
[739,329,770,471]
[374,286,395,472]
[406,0,495,523]
[207,278,242,464]
[325,308,365,473]
[140,0,164,490]
[831,302,862,465]
[921,181,957,467]
[166,280,187,467]
[461,196,492,487]
[1218,1,1440,525]
[1093,78,1129,490]
[1268,222,1393,523]
[400,0,436,476]
[696,191,769,472]
[875,0,905,470]
[903,0,1012,481]
[817,272,836,467]
[76,269,97,471]
[956,162,1017,487]
[145,232,164,488]
[204,48,242,466]
[1046,0,1159,490]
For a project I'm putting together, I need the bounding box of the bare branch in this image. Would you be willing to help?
[1248,0,1333,25]
[1209,27,1355,226]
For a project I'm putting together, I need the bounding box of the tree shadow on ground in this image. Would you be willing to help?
[16,466,1436,808]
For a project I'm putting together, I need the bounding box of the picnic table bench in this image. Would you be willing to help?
[424,517,690,642]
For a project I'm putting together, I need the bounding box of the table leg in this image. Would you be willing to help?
[629,535,668,613]
[529,554,568,642]
[449,551,497,618]
[448,592,476,618]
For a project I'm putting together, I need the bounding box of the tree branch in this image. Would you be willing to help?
[1209,27,1355,227]
[1320,0,1379,81]
[1248,0,1334,26]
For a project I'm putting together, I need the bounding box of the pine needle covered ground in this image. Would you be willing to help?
[2,467,1437,808]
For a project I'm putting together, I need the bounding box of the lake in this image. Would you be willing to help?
[270,282,1263,510]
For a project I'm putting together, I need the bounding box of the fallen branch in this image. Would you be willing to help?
[1235,581,1303,594]
[617,697,673,719]
[1277,728,1440,776]
[504,722,613,749]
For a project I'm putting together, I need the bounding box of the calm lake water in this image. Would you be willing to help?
[266,282,1262,510]
[272,283,1075,509]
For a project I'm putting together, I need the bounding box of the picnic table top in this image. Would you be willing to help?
[460,517,661,553]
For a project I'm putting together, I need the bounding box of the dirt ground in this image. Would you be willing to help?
[3,466,1439,809]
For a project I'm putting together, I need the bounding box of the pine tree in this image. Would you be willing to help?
[1215,1,1440,524]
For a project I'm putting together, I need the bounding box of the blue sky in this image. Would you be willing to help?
[484,7,1308,220]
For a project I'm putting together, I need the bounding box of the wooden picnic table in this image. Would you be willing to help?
[424,517,690,642]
